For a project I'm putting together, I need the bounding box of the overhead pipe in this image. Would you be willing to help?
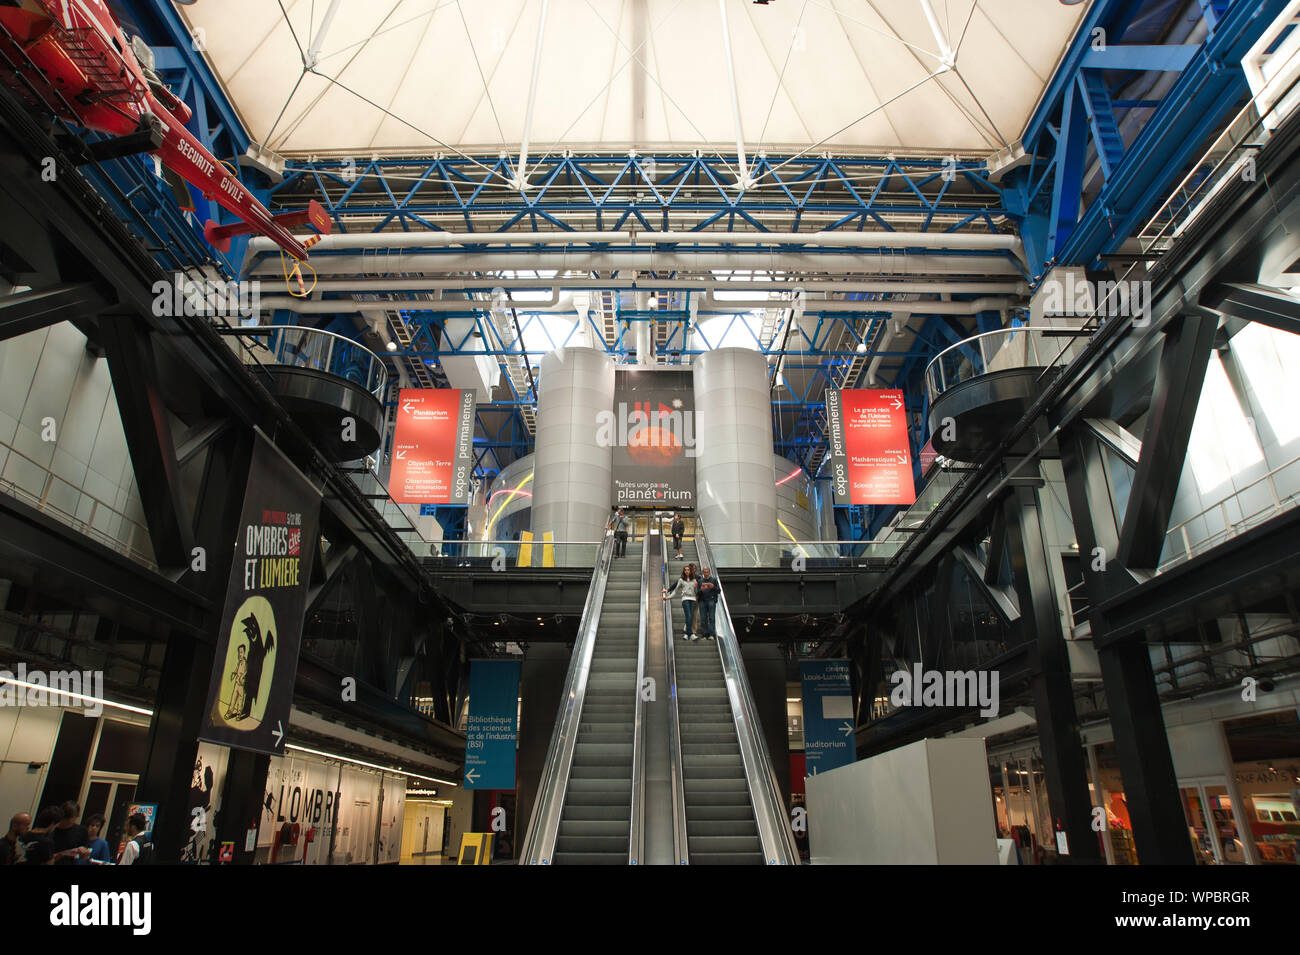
[258,288,563,315]
[865,313,912,386]
[248,251,1024,277]
[292,277,1028,295]
[258,289,1014,320]
[248,228,1019,253]
[699,293,1017,314]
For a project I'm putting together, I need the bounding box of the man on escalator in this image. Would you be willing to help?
[608,507,630,557]
[696,566,719,641]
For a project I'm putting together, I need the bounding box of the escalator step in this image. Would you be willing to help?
[558,820,630,838]
[688,835,762,854]
[551,852,627,865]
[684,804,758,821]
[554,835,629,853]
[687,820,758,837]
[688,852,765,866]
[563,804,632,821]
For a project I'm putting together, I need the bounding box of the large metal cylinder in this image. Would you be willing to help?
[532,347,616,564]
[692,347,778,565]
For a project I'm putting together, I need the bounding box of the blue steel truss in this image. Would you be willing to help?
[266,153,1008,240]
[1005,0,1289,278]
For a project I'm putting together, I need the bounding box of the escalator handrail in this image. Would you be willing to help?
[628,527,652,863]
[696,526,802,865]
[660,520,691,864]
[520,528,617,864]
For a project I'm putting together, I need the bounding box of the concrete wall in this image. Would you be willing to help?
[0,323,150,561]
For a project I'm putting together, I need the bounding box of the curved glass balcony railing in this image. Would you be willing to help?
[924,326,1068,404]
[224,325,388,399]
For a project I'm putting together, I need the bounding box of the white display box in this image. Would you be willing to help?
[806,737,998,864]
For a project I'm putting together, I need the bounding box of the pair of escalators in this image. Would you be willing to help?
[521,522,798,865]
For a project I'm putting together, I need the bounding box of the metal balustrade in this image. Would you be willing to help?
[1160,453,1300,572]
[0,437,155,569]
[924,326,1075,403]
[219,324,388,399]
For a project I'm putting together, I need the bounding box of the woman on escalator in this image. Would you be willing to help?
[663,564,699,641]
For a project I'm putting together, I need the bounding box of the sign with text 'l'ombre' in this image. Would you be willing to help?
[390,388,476,504]
[826,389,916,506]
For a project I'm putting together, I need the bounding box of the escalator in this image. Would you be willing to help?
[522,520,798,865]
[665,524,801,865]
[520,531,648,864]
[667,535,763,863]
[552,535,643,863]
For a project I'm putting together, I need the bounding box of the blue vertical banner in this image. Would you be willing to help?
[464,660,521,789]
[799,660,855,777]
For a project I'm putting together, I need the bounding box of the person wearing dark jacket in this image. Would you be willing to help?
[670,513,685,559]
[50,801,89,864]
[608,507,630,558]
[696,567,720,640]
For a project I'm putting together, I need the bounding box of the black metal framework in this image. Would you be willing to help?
[0,81,468,861]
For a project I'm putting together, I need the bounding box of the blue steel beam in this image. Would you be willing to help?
[1057,0,1289,268]
[1011,0,1288,275]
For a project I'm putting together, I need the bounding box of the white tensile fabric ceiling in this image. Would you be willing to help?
[179,0,1088,158]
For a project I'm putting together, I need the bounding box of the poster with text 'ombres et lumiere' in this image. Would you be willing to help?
[199,433,322,756]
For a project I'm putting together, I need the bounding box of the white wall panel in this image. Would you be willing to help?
[806,737,998,865]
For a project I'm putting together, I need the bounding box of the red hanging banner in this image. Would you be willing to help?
[390,388,475,504]
[834,389,916,506]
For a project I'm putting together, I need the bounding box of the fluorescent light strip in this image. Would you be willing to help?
[0,676,153,716]
[284,742,456,787]
[0,678,457,787]
[775,466,804,487]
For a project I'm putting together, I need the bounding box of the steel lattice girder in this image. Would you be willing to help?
[267,153,1008,238]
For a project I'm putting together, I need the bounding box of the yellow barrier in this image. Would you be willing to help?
[456,832,494,865]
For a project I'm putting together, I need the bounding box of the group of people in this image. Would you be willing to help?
[664,561,720,641]
[1,803,152,866]
[607,507,724,641]
[664,511,720,641]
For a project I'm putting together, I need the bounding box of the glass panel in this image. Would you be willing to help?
[1181,787,1218,864]
[1093,742,1139,864]
[106,784,137,862]
[1204,786,1247,864]
[83,781,112,823]
[92,719,148,774]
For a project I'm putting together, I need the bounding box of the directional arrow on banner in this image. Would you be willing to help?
[890,395,903,410]
[402,400,417,414]
[271,721,284,748]
[896,454,908,465]
[396,449,407,459]
[841,721,854,737]
[465,768,479,784]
